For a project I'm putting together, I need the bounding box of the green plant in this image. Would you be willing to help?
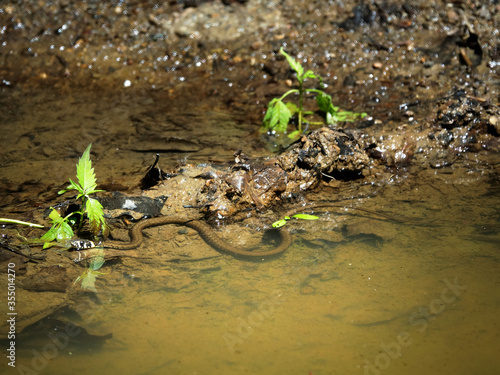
[41,143,107,249]
[272,213,319,228]
[262,47,367,138]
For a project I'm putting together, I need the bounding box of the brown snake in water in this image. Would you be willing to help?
[101,203,409,258]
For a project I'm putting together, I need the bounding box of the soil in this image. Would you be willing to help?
[0,1,499,374]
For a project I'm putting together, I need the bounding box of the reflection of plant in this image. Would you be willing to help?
[272,213,319,228]
[74,248,105,293]
[262,47,367,138]
[41,144,107,249]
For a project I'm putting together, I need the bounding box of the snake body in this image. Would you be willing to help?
[102,203,407,258]
[103,216,292,258]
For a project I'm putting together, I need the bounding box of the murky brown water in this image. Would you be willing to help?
[1,87,499,375]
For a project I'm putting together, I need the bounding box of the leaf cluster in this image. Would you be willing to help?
[40,208,75,249]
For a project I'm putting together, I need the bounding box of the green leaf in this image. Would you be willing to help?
[40,226,57,243]
[280,47,303,77]
[272,213,319,228]
[262,98,278,129]
[86,189,105,196]
[40,208,74,246]
[58,179,83,195]
[330,110,368,123]
[48,208,63,223]
[287,130,301,139]
[316,91,336,114]
[57,220,75,240]
[263,98,292,133]
[76,143,97,195]
[85,197,106,235]
[272,216,290,228]
[43,242,55,249]
[292,214,319,220]
[285,102,299,116]
[302,70,317,80]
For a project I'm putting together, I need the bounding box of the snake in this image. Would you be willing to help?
[100,203,411,258]
[103,216,291,258]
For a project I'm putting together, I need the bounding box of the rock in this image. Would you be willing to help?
[20,265,73,293]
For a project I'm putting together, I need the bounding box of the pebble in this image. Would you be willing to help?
[300,284,316,295]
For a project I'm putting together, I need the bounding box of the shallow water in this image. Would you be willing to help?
[1,84,499,375]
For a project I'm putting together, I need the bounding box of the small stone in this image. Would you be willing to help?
[373,62,383,69]
[177,228,189,235]
[300,284,316,295]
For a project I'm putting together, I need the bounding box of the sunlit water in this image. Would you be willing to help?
[1,90,499,375]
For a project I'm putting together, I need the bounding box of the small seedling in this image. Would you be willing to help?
[41,143,107,249]
[272,213,320,228]
[262,47,367,138]
[58,143,107,234]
